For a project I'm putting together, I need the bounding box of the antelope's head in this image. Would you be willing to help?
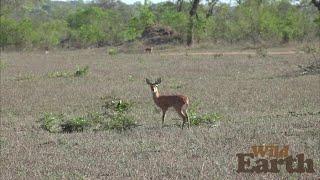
[146,78,161,94]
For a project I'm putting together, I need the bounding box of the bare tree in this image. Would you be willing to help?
[187,0,200,46]
[176,0,183,12]
[235,0,243,5]
[311,0,320,11]
[206,0,218,18]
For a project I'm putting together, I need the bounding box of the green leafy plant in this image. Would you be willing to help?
[40,113,64,133]
[15,74,35,81]
[107,114,136,131]
[61,117,90,133]
[40,97,137,133]
[101,96,133,114]
[98,97,136,131]
[0,60,7,70]
[48,66,89,78]
[108,48,118,56]
[74,65,89,77]
[188,101,222,126]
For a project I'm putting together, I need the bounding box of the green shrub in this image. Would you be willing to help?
[188,101,222,126]
[101,96,132,113]
[191,112,222,126]
[108,48,118,56]
[74,65,89,77]
[0,60,7,70]
[15,74,35,81]
[61,117,90,133]
[48,66,89,78]
[40,97,137,133]
[36,20,69,48]
[0,16,18,48]
[40,113,64,133]
[107,114,136,131]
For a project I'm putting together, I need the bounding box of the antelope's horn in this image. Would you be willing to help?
[155,78,161,84]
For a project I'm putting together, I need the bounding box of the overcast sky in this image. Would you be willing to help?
[52,0,233,5]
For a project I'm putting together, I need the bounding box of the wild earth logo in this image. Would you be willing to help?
[236,145,315,173]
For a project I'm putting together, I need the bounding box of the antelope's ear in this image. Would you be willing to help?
[146,78,152,85]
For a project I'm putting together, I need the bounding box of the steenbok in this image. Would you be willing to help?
[145,47,153,53]
[146,78,190,129]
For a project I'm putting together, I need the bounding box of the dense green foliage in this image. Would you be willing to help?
[0,0,319,49]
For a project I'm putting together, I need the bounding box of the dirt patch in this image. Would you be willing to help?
[162,50,298,56]
[141,25,182,45]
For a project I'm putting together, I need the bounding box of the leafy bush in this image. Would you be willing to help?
[188,101,222,127]
[124,5,156,41]
[159,9,188,36]
[40,113,64,133]
[15,74,35,81]
[0,16,18,48]
[190,112,222,126]
[107,114,136,131]
[108,48,118,56]
[0,60,7,70]
[74,65,89,77]
[36,20,69,48]
[101,96,133,113]
[40,97,137,133]
[48,66,89,78]
[61,117,90,133]
[0,17,36,48]
[100,97,136,131]
[67,7,125,47]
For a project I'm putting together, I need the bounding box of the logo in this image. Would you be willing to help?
[236,145,315,173]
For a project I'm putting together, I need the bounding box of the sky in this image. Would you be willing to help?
[52,0,233,5]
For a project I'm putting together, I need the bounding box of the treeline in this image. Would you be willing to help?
[0,0,319,50]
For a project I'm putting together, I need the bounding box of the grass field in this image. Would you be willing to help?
[1,46,319,179]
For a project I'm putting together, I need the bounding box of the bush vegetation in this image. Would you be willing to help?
[48,65,89,78]
[40,97,137,133]
[188,101,222,127]
[1,0,319,49]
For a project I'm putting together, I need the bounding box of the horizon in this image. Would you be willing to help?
[52,0,233,5]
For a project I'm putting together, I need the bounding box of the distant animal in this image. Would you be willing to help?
[44,46,49,54]
[145,47,153,53]
[146,78,190,129]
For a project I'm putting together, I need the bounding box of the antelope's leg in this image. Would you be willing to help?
[177,109,186,129]
[181,104,190,129]
[162,109,167,127]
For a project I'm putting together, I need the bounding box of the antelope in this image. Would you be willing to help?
[44,46,49,54]
[145,47,153,53]
[146,78,190,129]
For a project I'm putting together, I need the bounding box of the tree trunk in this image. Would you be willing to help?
[176,0,183,12]
[311,0,320,11]
[187,0,200,46]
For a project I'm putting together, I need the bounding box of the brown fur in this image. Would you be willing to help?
[145,47,153,53]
